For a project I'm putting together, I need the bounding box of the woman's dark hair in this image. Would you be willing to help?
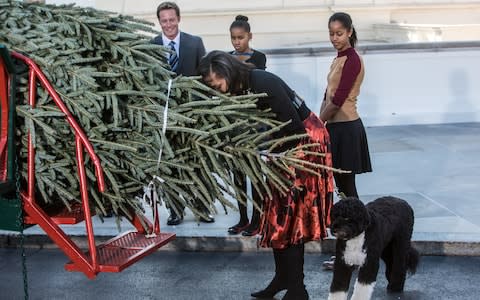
[197,50,252,94]
[329,12,358,48]
[230,15,251,33]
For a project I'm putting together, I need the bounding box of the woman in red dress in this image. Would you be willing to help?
[198,50,334,300]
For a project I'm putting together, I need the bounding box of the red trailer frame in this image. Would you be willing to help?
[0,46,175,279]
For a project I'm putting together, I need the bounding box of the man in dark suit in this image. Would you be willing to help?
[152,1,206,76]
[152,2,213,225]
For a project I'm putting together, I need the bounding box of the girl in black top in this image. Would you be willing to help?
[227,15,267,237]
[229,15,267,70]
[198,51,333,300]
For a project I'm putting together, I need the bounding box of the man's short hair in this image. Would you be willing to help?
[157,2,180,19]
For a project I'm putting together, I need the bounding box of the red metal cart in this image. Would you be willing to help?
[0,44,175,279]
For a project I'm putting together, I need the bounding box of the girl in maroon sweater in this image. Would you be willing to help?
[320,12,372,271]
[320,12,372,199]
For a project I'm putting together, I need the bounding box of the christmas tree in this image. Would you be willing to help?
[0,1,334,223]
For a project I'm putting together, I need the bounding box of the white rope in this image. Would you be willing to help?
[142,175,164,238]
[141,79,172,237]
[142,175,165,207]
[157,79,172,168]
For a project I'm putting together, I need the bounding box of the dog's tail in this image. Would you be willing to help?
[406,244,420,274]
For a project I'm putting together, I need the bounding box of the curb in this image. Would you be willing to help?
[1,234,480,256]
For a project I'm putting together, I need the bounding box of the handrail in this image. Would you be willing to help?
[0,54,9,181]
[11,51,105,192]
[263,40,480,57]
[0,45,16,184]
[3,48,169,278]
[11,51,105,271]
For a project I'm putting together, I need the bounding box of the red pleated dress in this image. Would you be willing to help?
[258,112,334,249]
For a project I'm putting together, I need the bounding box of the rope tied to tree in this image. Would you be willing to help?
[142,79,172,237]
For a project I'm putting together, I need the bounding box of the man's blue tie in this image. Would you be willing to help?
[168,41,178,72]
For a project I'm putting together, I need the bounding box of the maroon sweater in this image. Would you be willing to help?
[323,47,365,123]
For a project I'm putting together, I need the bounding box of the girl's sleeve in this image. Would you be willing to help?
[331,53,361,107]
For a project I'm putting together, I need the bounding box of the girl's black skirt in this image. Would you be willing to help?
[326,118,372,174]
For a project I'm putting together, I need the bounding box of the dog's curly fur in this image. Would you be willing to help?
[328,196,420,300]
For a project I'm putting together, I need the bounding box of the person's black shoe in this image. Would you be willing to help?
[241,223,260,236]
[228,222,249,234]
[252,248,288,298]
[103,210,114,218]
[282,288,309,300]
[251,279,286,298]
[199,213,215,223]
[167,211,183,225]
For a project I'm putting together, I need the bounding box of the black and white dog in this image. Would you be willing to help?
[328,196,419,300]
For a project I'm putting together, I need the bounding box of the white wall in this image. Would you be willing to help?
[40,0,480,127]
[46,0,480,49]
[267,47,480,127]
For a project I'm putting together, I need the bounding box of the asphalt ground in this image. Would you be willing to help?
[1,248,479,300]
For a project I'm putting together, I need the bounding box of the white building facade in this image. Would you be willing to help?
[43,0,480,126]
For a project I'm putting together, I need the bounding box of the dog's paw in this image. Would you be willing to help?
[351,280,376,300]
[328,291,348,300]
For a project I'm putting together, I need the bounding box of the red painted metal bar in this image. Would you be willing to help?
[12,51,102,276]
[75,135,98,271]
[130,211,151,234]
[10,51,105,192]
[153,197,160,234]
[22,192,97,279]
[8,48,174,279]
[0,58,8,180]
[27,69,36,200]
